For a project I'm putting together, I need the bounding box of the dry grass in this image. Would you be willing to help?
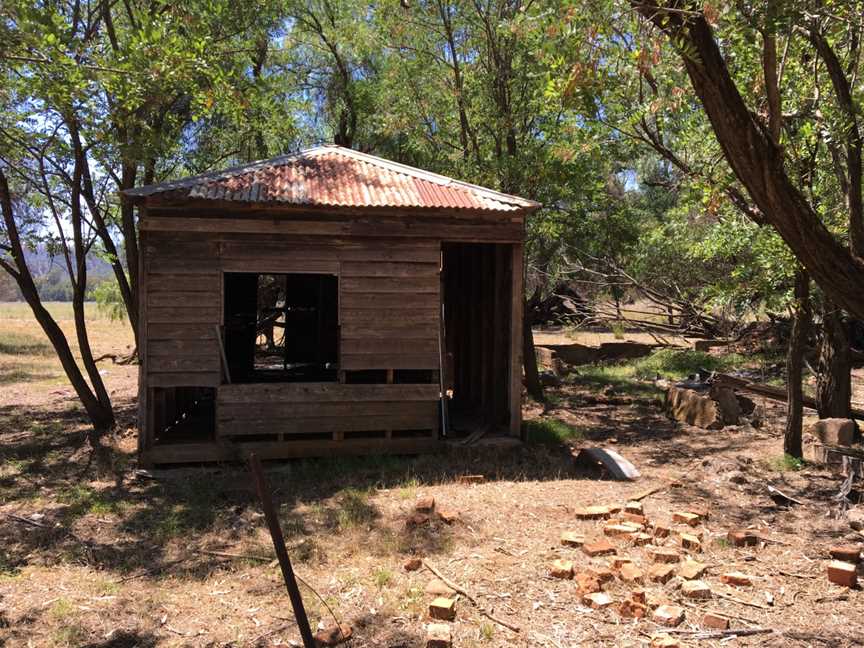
[1,302,864,647]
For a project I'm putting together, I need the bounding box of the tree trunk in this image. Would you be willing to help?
[522,302,544,402]
[785,271,810,458]
[816,302,852,419]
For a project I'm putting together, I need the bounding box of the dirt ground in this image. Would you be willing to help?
[1,305,863,647]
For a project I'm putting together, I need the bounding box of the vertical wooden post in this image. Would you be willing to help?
[136,212,151,463]
[509,243,524,438]
[248,453,316,648]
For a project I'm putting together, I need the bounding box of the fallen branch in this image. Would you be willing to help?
[629,484,666,501]
[712,589,772,609]
[196,549,272,562]
[422,560,520,633]
[658,628,773,639]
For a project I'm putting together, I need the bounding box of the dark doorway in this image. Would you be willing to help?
[223,272,338,382]
[441,243,513,434]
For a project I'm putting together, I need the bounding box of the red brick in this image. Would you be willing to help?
[652,604,685,626]
[415,496,436,513]
[583,592,614,609]
[624,501,644,515]
[589,567,615,584]
[633,532,654,546]
[575,505,611,520]
[652,523,671,538]
[560,531,585,547]
[648,547,680,563]
[403,557,423,572]
[611,556,634,570]
[621,512,648,526]
[648,564,675,583]
[829,545,862,563]
[651,637,681,648]
[702,613,729,630]
[314,624,353,646]
[429,597,456,621]
[618,598,648,618]
[827,560,858,588]
[630,588,647,604]
[687,505,710,520]
[425,623,451,648]
[681,579,712,599]
[604,523,640,537]
[620,563,644,583]
[406,512,431,528]
[550,559,574,579]
[582,539,617,557]
[720,572,752,586]
[727,530,759,547]
[678,533,702,552]
[437,509,460,525]
[575,572,602,595]
[672,511,700,526]
[678,559,707,580]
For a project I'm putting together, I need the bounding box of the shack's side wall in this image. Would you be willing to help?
[138,209,525,463]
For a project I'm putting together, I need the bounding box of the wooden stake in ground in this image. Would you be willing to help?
[422,560,520,633]
[249,453,316,648]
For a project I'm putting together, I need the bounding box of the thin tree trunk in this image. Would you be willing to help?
[785,270,810,458]
[816,302,852,419]
[522,304,544,402]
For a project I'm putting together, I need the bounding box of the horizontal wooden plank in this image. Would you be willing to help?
[148,291,219,308]
[220,259,338,274]
[144,240,220,258]
[341,353,439,370]
[217,400,436,420]
[340,276,439,294]
[217,412,438,436]
[148,339,219,357]
[340,261,439,278]
[147,372,221,388]
[217,382,440,404]
[341,308,439,324]
[148,324,218,340]
[143,438,441,464]
[220,242,440,264]
[143,257,219,273]
[147,273,220,293]
[341,293,435,309]
[148,306,221,324]
[149,356,221,373]
[341,338,438,355]
[341,324,439,339]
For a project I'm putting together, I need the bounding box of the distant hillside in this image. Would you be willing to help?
[0,247,116,301]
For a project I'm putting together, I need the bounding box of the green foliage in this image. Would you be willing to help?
[91,279,127,322]
[768,454,805,472]
[524,418,584,445]
[629,349,746,380]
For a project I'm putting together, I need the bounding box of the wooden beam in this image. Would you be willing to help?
[509,243,524,438]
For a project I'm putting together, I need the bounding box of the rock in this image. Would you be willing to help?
[709,384,742,425]
[404,557,423,572]
[678,559,707,580]
[582,539,617,557]
[672,511,701,526]
[728,471,749,484]
[560,531,585,547]
[807,418,856,446]
[665,386,723,429]
[582,592,614,609]
[549,559,574,579]
[652,604,685,627]
[575,505,612,520]
[425,623,451,648]
[720,572,753,586]
[648,564,676,583]
[651,636,682,648]
[620,563,644,583]
[425,579,455,596]
[827,560,858,588]
[702,613,729,630]
[848,508,864,531]
[727,529,759,547]
[575,572,602,595]
[681,580,712,599]
[429,597,456,621]
[648,547,680,563]
[314,624,353,646]
[829,545,862,563]
[415,496,436,513]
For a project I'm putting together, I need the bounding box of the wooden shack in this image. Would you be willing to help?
[125,145,540,465]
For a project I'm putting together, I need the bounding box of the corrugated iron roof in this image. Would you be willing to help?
[124,145,540,213]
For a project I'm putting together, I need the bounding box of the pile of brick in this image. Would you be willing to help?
[827,544,861,588]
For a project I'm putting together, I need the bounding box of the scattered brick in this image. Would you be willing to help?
[620,563,644,584]
[678,559,707,580]
[583,539,617,557]
[406,512,432,528]
[607,504,623,514]
[681,580,712,599]
[631,589,647,604]
[583,592,614,609]
[550,559,574,579]
[702,613,730,630]
[652,604,685,627]
[403,557,423,572]
[649,547,680,563]
[590,567,615,584]
[604,523,640,537]
[727,530,759,547]
[425,623,452,648]
[314,623,353,646]
[437,509,460,525]
[621,512,648,526]
[456,474,484,484]
[575,572,602,595]
[687,505,710,520]
[633,532,653,546]
[618,598,648,618]
[651,635,682,648]
[575,505,612,520]
[648,564,676,584]
[678,533,702,552]
[429,597,456,621]
[652,523,671,538]
[720,572,752,587]
[677,527,705,541]
[560,531,585,547]
[827,560,858,588]
[829,545,862,563]
[612,556,634,570]
[672,511,701,526]
[415,496,436,513]
[625,501,644,515]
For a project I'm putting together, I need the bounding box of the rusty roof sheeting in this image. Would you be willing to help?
[125,145,540,213]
